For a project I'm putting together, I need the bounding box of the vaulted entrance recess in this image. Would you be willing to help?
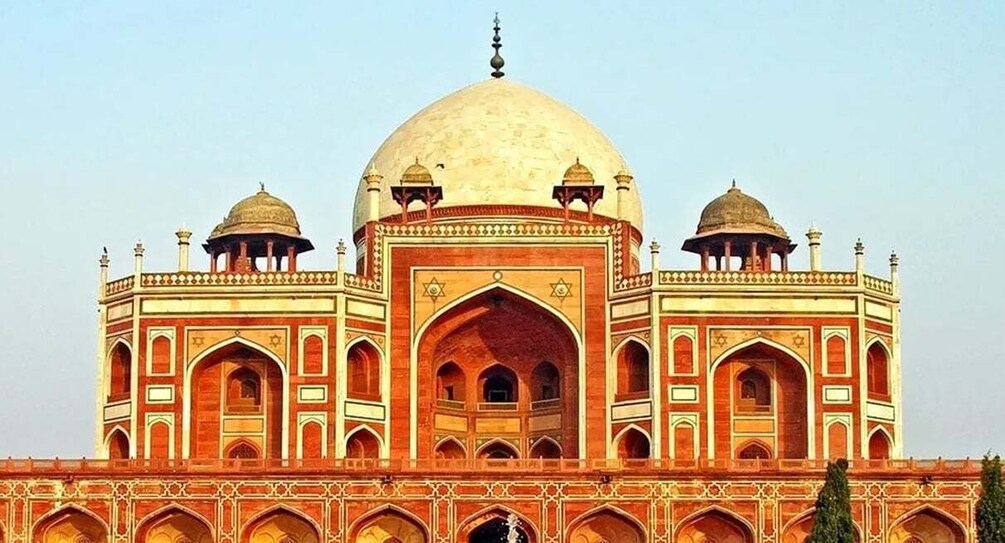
[419,288,579,459]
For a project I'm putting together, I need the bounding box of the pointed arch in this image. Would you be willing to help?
[614,338,651,399]
[674,506,756,543]
[107,339,133,400]
[345,425,383,459]
[103,426,130,460]
[614,424,651,460]
[868,426,894,459]
[135,504,214,543]
[866,338,892,398]
[412,283,586,459]
[567,505,646,543]
[888,505,967,543]
[529,436,563,459]
[347,337,383,401]
[736,440,772,459]
[433,436,466,459]
[476,438,519,459]
[457,505,538,543]
[183,336,289,460]
[347,504,430,543]
[780,508,863,543]
[530,361,561,402]
[478,363,519,404]
[435,361,466,403]
[241,504,321,543]
[32,504,109,543]
[708,336,813,460]
[225,438,260,459]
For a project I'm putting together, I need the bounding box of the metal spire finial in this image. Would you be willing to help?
[490,12,505,78]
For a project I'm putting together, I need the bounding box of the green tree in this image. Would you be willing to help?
[807,459,856,543]
[978,454,1005,543]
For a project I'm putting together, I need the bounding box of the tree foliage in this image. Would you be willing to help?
[807,459,856,543]
[978,454,1005,543]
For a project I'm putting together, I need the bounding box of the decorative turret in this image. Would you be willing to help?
[203,185,314,273]
[552,158,605,223]
[682,181,795,272]
[390,158,443,224]
[614,166,634,221]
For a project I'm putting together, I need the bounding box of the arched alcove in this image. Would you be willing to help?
[529,437,562,459]
[737,441,772,459]
[350,508,427,543]
[136,507,213,543]
[676,509,754,543]
[34,506,108,543]
[243,507,319,543]
[348,340,381,401]
[478,440,519,460]
[108,342,132,401]
[888,507,966,543]
[869,429,892,460]
[460,509,533,543]
[106,429,129,460]
[417,288,579,458]
[712,342,808,459]
[568,508,645,543]
[616,427,651,460]
[434,438,466,459]
[616,340,650,400]
[867,342,890,399]
[346,428,381,459]
[190,341,283,459]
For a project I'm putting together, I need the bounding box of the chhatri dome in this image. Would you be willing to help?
[692,181,788,239]
[209,185,307,240]
[351,74,642,232]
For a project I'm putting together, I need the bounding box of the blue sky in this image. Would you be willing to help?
[0,2,1002,458]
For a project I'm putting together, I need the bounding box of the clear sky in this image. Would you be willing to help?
[0,2,1002,458]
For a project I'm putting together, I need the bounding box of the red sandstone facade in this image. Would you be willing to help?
[0,56,978,543]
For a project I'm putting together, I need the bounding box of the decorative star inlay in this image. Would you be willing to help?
[792,334,806,348]
[191,336,205,347]
[422,278,445,303]
[550,278,573,303]
[713,334,728,347]
[269,334,283,348]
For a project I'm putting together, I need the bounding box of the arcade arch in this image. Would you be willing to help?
[33,505,108,543]
[888,507,966,543]
[136,506,213,543]
[568,508,645,543]
[675,508,754,543]
[349,507,428,543]
[242,507,319,543]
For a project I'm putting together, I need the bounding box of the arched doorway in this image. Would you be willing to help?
[712,342,808,459]
[676,509,753,543]
[243,508,319,543]
[782,510,861,543]
[616,427,651,461]
[34,507,108,543]
[568,509,645,543]
[888,508,966,543]
[350,509,427,543]
[190,341,284,459]
[136,507,213,543]
[106,429,129,460]
[417,288,579,458]
[461,510,533,543]
[869,429,892,459]
[346,428,381,459]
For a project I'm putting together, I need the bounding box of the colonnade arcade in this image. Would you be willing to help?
[17,503,969,542]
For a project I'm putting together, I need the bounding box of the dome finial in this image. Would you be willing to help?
[490,12,505,79]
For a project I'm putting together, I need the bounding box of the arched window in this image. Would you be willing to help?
[869,429,892,459]
[529,438,562,459]
[735,368,771,413]
[108,342,132,400]
[225,440,259,459]
[738,441,772,459]
[867,342,890,398]
[347,341,381,401]
[345,429,380,459]
[479,365,517,404]
[616,341,650,399]
[107,430,129,460]
[478,441,518,460]
[434,439,466,459]
[226,368,262,413]
[616,428,651,460]
[436,362,466,404]
[531,361,560,402]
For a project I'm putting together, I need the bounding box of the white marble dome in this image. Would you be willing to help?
[352,78,642,232]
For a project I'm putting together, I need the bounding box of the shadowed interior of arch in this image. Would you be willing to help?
[34,508,108,543]
[569,509,646,543]
[137,508,213,543]
[244,508,320,543]
[351,509,427,543]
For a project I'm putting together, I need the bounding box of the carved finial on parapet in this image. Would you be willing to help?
[650,240,661,273]
[854,238,865,273]
[175,226,192,272]
[133,241,145,277]
[336,239,347,273]
[890,250,900,294]
[806,224,822,272]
